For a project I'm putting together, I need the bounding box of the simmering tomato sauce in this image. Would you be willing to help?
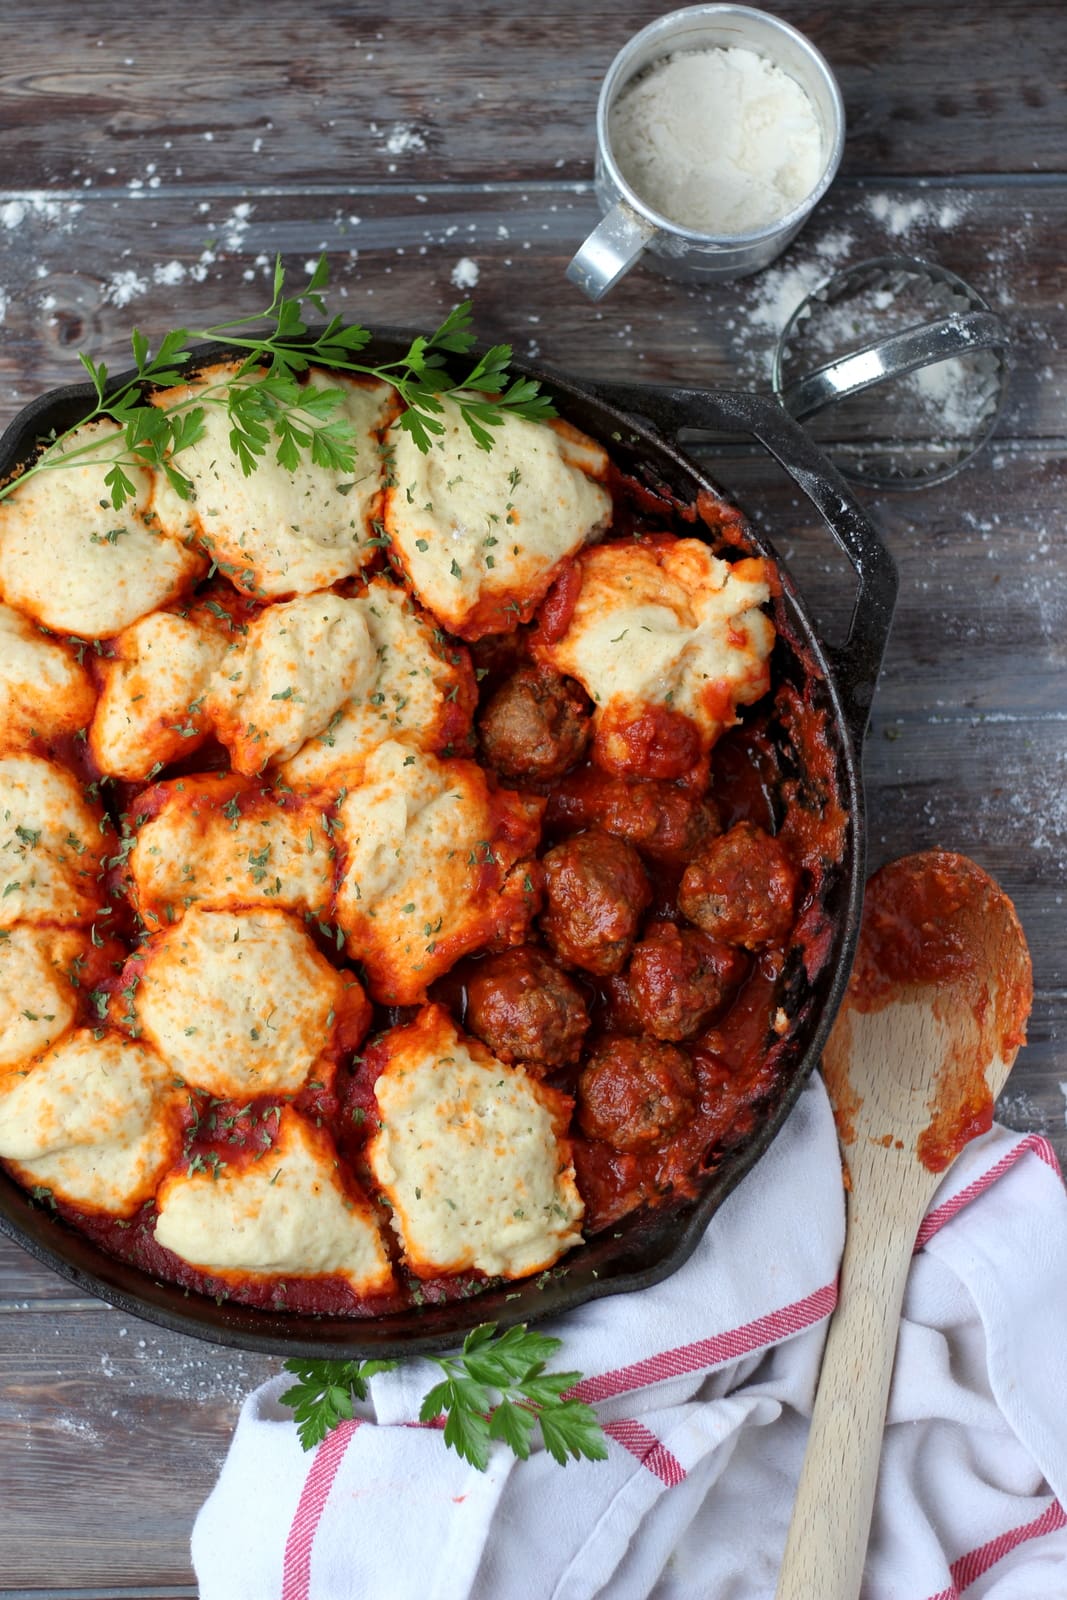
[7,467,848,1316]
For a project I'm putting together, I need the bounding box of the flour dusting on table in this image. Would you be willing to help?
[450,255,480,289]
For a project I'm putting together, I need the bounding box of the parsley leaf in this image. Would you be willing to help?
[279,1359,399,1451]
[0,257,555,510]
[280,1323,607,1471]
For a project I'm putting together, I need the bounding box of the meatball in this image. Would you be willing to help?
[478,665,591,783]
[540,830,651,976]
[678,821,798,949]
[578,1033,697,1151]
[466,946,590,1070]
[545,770,719,865]
[609,922,747,1041]
[594,702,704,783]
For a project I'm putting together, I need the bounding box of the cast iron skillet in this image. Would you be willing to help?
[0,339,897,1356]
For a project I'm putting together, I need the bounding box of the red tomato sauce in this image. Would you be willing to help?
[532,558,583,647]
[847,852,1032,1173]
[594,703,706,784]
[4,462,849,1317]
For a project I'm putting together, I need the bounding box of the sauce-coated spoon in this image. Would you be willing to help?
[775,850,1033,1600]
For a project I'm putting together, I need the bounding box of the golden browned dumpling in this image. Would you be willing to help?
[0,754,109,928]
[384,397,611,638]
[534,538,774,778]
[0,1029,183,1215]
[0,420,205,637]
[367,1005,583,1279]
[0,603,96,750]
[125,774,334,931]
[206,592,375,774]
[152,366,398,597]
[135,906,368,1097]
[154,1110,393,1295]
[333,742,543,1004]
[279,577,474,791]
[0,925,88,1075]
[90,611,227,780]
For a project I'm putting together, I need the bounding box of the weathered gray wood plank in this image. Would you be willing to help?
[0,181,1062,438]
[0,8,1064,1592]
[0,1,1064,187]
[0,1244,96,1304]
[0,1589,193,1599]
[0,1308,274,1588]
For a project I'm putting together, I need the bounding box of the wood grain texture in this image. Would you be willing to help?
[0,0,1064,186]
[0,181,1063,451]
[0,2,1063,1591]
[0,1308,273,1589]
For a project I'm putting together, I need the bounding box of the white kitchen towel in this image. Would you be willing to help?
[193,1075,1067,1600]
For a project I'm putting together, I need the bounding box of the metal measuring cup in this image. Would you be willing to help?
[773,257,1010,489]
[567,4,845,302]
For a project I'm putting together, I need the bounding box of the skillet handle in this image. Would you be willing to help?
[579,380,898,747]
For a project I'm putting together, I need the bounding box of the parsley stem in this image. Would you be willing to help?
[0,253,554,510]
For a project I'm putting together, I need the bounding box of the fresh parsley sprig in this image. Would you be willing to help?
[280,1357,403,1451]
[419,1322,608,1470]
[0,255,555,510]
[280,1322,608,1471]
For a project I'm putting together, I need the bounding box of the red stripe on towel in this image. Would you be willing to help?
[604,1418,687,1486]
[569,1280,838,1405]
[916,1133,1062,1251]
[281,1418,360,1600]
[925,1496,1067,1599]
[279,1129,1063,1587]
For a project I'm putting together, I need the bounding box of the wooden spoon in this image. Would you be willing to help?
[774,850,1033,1600]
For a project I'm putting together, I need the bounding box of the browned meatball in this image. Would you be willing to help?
[546,770,719,865]
[540,830,651,975]
[478,665,591,783]
[678,821,798,950]
[609,922,747,1041]
[578,1034,697,1151]
[466,946,590,1070]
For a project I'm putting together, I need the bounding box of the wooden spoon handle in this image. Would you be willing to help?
[774,1188,922,1600]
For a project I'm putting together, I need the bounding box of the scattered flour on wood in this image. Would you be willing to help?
[865,192,964,236]
[970,746,1067,860]
[728,228,854,381]
[996,1087,1051,1135]
[153,260,187,286]
[221,201,253,251]
[451,256,480,290]
[383,124,427,156]
[746,228,855,335]
[49,1413,103,1445]
[105,268,149,307]
[1,195,83,233]
[99,1315,272,1407]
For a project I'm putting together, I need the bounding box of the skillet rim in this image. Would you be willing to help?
[0,338,896,1355]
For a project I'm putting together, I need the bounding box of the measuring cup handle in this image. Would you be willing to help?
[779,310,1006,420]
[566,201,657,301]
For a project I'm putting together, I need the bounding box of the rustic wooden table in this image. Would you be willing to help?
[0,2,1064,1593]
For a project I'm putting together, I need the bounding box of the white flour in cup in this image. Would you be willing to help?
[609,46,824,235]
